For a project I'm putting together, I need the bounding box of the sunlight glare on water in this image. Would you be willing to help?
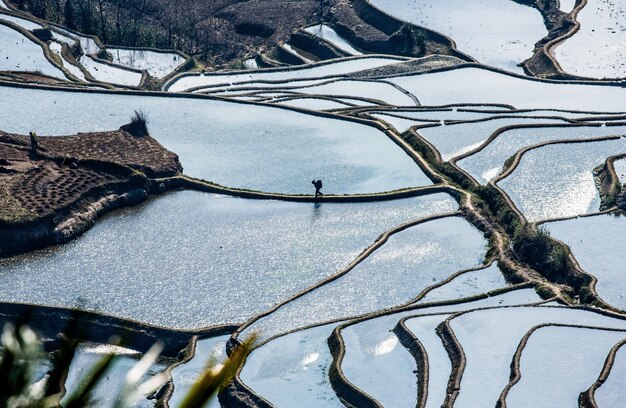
[0,191,457,328]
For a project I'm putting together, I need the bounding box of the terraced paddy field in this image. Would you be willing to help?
[169,335,229,407]
[505,325,626,407]
[457,123,626,183]
[0,22,65,79]
[594,340,626,407]
[553,0,626,79]
[498,138,626,222]
[368,0,547,73]
[390,67,626,111]
[0,191,459,327]
[165,57,405,93]
[108,48,185,79]
[1,1,626,406]
[546,214,626,311]
[0,84,427,195]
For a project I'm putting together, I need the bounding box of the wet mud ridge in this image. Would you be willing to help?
[0,128,182,257]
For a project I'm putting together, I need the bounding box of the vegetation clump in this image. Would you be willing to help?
[512,226,569,283]
[390,24,425,56]
[398,129,593,300]
[474,185,521,236]
[31,28,53,42]
[96,49,112,62]
[475,185,583,291]
[121,110,149,137]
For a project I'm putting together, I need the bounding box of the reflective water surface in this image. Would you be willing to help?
[0,191,457,328]
[0,84,428,194]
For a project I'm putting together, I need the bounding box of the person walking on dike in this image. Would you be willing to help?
[29,131,39,152]
[312,179,324,198]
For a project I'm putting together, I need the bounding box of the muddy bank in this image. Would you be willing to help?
[349,55,465,80]
[338,0,472,61]
[594,153,626,210]
[520,0,591,79]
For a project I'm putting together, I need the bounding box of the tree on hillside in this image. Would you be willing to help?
[64,0,76,30]
[31,0,47,19]
[96,0,107,42]
[76,0,93,34]
[319,0,323,23]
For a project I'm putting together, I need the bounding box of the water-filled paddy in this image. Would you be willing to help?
[416,117,567,162]
[559,0,576,12]
[78,55,143,87]
[108,48,184,79]
[337,289,540,408]
[368,0,546,73]
[192,79,330,95]
[49,41,86,81]
[240,324,343,407]
[371,113,427,133]
[595,342,626,407]
[283,80,416,106]
[0,12,43,30]
[506,326,626,408]
[241,289,538,408]
[52,26,100,55]
[448,306,626,407]
[393,108,512,122]
[0,23,66,79]
[282,43,314,64]
[615,157,626,183]
[243,58,258,70]
[62,344,165,407]
[498,138,626,222]
[0,84,428,194]
[554,0,626,79]
[0,191,457,328]
[404,313,454,408]
[373,108,626,133]
[275,97,351,111]
[458,124,626,183]
[167,57,402,92]
[390,67,626,112]
[546,214,626,311]
[169,335,229,407]
[304,24,362,56]
[243,216,487,341]
[417,263,508,304]
[342,321,417,407]
[49,30,78,47]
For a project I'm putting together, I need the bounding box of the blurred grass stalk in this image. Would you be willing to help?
[0,322,256,408]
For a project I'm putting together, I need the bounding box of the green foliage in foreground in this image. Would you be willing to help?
[0,322,255,408]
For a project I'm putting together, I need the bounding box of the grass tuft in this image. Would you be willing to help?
[121,110,150,137]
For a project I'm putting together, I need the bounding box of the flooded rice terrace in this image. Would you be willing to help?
[0,0,625,406]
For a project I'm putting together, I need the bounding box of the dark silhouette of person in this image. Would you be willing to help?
[312,179,324,198]
[29,131,39,152]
